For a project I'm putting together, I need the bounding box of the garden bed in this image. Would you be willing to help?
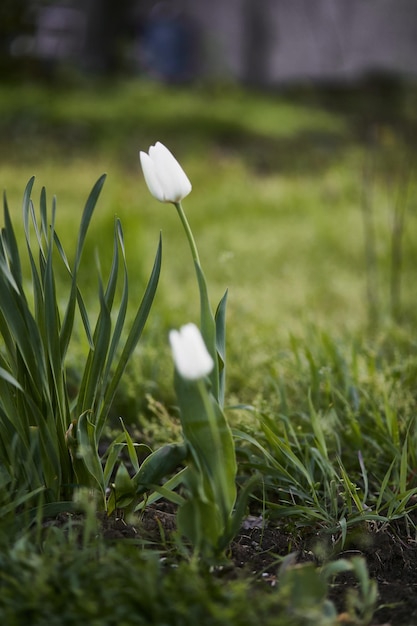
[45,503,417,625]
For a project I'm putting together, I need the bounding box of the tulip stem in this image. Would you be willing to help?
[174,202,201,267]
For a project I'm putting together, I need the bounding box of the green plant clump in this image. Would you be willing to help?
[0,528,376,626]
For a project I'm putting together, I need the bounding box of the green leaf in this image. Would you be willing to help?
[54,227,94,349]
[146,484,185,506]
[0,275,45,399]
[76,413,105,497]
[102,435,127,489]
[174,375,237,521]
[110,462,136,510]
[75,174,107,271]
[0,366,24,391]
[21,176,36,229]
[59,175,106,356]
[133,442,187,495]
[97,220,128,414]
[219,473,260,551]
[177,498,223,557]
[134,468,187,511]
[54,228,95,352]
[119,417,140,474]
[76,278,112,420]
[194,262,219,402]
[215,289,228,408]
[2,193,23,289]
[96,234,162,437]
[22,197,45,328]
[44,199,68,431]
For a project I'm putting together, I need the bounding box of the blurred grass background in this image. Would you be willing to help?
[1,78,416,411]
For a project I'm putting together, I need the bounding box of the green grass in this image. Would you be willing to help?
[0,77,417,624]
[2,81,416,333]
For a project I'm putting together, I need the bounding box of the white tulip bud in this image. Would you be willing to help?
[169,323,214,381]
[139,142,192,203]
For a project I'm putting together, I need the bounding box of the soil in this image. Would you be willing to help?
[89,503,417,626]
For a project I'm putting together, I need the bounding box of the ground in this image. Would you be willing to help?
[83,502,417,626]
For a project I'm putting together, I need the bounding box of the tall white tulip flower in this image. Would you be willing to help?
[139,142,192,203]
[169,323,214,381]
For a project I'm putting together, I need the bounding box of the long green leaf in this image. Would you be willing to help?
[100,220,128,393]
[21,176,36,230]
[53,230,94,350]
[195,262,219,402]
[96,235,162,437]
[59,175,106,356]
[44,199,67,429]
[0,278,44,399]
[94,218,126,425]
[119,417,140,473]
[134,468,187,511]
[174,374,236,520]
[22,198,45,329]
[0,367,24,390]
[215,289,228,408]
[74,174,106,272]
[2,193,23,289]
[102,435,129,489]
[76,278,112,419]
[219,473,260,551]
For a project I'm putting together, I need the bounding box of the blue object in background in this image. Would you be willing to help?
[142,3,198,83]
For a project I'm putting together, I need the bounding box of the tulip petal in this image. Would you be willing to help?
[169,323,214,380]
[139,151,165,202]
[150,142,192,203]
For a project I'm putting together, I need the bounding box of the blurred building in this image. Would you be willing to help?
[186,0,417,84]
[5,0,417,84]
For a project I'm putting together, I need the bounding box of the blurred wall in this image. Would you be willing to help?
[184,0,417,84]
[5,0,417,83]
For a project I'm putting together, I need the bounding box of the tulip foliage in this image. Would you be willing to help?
[0,143,249,561]
[0,176,161,512]
[137,142,253,558]
[110,143,247,558]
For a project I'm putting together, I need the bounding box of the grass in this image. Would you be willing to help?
[0,76,417,624]
[2,79,416,401]
[237,328,417,532]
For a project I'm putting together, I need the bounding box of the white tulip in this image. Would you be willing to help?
[169,323,214,381]
[139,142,192,203]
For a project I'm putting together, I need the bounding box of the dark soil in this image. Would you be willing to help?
[90,503,417,626]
